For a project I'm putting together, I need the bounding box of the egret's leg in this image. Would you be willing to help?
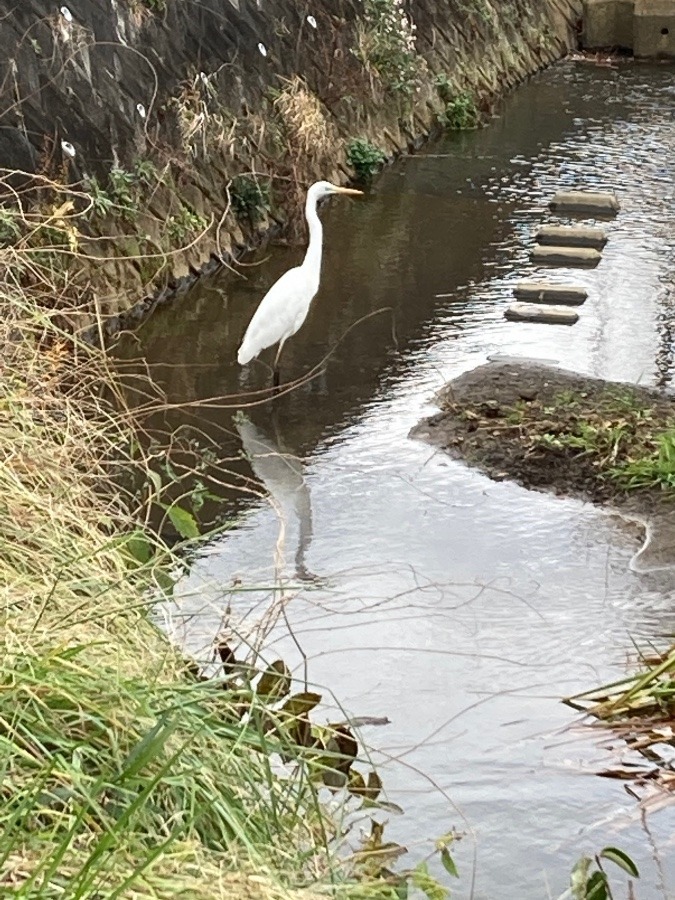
[272,341,285,389]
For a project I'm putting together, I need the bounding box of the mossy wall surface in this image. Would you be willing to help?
[0,0,581,329]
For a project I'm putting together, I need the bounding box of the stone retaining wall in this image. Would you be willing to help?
[0,0,581,331]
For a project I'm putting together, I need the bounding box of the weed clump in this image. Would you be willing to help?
[230,174,271,223]
[85,158,160,222]
[346,138,387,183]
[167,202,208,242]
[435,77,479,130]
[273,76,333,162]
[357,0,427,96]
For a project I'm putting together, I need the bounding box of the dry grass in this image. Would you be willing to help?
[172,69,235,160]
[274,77,334,163]
[271,77,337,238]
[566,645,675,795]
[0,176,408,899]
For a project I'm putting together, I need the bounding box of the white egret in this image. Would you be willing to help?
[237,180,363,387]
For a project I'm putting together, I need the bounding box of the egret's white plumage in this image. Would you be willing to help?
[237,180,362,383]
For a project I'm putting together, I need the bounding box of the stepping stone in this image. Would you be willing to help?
[531,245,601,267]
[535,225,607,249]
[549,190,620,215]
[505,302,579,325]
[513,282,588,305]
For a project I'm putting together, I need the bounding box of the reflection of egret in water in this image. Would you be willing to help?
[235,413,318,583]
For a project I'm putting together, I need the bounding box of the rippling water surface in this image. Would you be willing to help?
[118,61,675,897]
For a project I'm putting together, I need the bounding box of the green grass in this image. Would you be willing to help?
[510,388,675,494]
[0,188,438,899]
[566,644,675,723]
[613,429,675,490]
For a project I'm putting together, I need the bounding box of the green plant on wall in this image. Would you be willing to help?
[358,0,426,96]
[166,204,208,243]
[84,158,161,223]
[229,175,271,223]
[435,77,479,130]
[346,138,387,183]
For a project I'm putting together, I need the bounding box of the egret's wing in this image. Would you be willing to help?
[238,266,312,364]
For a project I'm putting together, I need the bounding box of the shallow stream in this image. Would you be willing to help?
[118,60,675,898]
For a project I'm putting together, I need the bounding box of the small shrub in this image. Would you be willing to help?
[358,0,426,96]
[229,175,271,223]
[133,157,159,185]
[84,160,161,222]
[84,168,137,221]
[85,177,114,218]
[346,138,387,183]
[438,89,479,130]
[166,204,208,243]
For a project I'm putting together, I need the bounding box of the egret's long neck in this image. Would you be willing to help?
[300,193,323,284]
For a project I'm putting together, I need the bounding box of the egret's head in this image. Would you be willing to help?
[308,180,363,203]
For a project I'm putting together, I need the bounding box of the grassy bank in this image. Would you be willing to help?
[0,189,425,898]
[413,361,675,513]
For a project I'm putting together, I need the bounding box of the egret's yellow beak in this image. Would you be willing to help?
[334,186,364,196]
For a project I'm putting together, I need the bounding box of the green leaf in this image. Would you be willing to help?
[570,857,592,900]
[166,504,200,540]
[153,567,175,599]
[347,770,367,797]
[585,870,608,900]
[281,691,322,717]
[363,769,382,801]
[124,530,152,565]
[440,847,459,878]
[119,718,178,784]
[411,862,449,900]
[599,847,640,878]
[256,660,291,699]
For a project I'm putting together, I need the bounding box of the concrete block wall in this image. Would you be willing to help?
[634,0,675,57]
[583,0,675,55]
[0,0,581,327]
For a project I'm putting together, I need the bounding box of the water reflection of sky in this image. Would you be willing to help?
[124,61,675,898]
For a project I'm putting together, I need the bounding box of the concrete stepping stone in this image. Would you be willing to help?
[513,282,588,305]
[535,225,607,249]
[505,302,579,325]
[531,245,601,267]
[549,190,620,215]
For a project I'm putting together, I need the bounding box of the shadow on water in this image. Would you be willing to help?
[117,60,675,898]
